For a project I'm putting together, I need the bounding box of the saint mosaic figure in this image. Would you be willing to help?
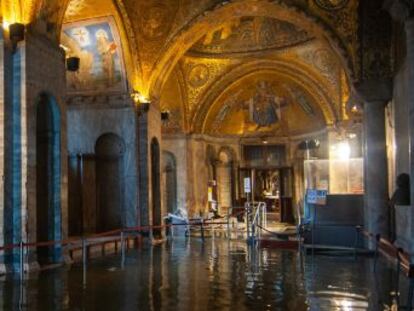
[247,81,286,128]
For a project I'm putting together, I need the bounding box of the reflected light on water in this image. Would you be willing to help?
[0,239,405,311]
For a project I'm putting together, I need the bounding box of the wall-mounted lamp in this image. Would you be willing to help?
[161,111,170,121]
[331,141,351,160]
[9,23,25,42]
[66,57,80,72]
[130,90,150,114]
[8,23,25,52]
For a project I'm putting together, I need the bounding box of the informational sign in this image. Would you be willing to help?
[306,189,328,205]
[244,177,251,193]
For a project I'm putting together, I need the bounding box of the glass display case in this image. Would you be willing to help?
[304,158,364,194]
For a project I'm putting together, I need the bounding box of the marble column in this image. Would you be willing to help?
[405,18,414,209]
[387,0,414,256]
[136,107,150,229]
[135,100,163,238]
[363,100,389,238]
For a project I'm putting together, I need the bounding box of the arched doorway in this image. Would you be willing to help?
[151,138,162,237]
[95,133,126,232]
[217,148,234,213]
[162,151,177,214]
[36,93,61,265]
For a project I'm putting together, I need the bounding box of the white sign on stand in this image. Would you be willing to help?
[244,177,251,193]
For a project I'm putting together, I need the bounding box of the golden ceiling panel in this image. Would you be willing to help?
[203,73,325,136]
[189,16,312,56]
[307,0,359,79]
[1,0,22,24]
[14,0,359,110]
[147,0,358,100]
[180,56,235,117]
[160,68,185,134]
[63,0,115,22]
[189,58,338,134]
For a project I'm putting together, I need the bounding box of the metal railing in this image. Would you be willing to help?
[245,202,267,243]
[0,203,280,279]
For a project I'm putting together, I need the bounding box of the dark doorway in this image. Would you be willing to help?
[151,138,162,237]
[36,93,62,265]
[95,133,126,232]
[162,151,177,214]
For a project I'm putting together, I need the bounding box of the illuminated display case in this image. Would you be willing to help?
[304,158,364,194]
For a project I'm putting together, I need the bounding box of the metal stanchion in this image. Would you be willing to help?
[19,241,24,278]
[373,234,380,272]
[201,220,205,241]
[353,226,361,260]
[120,231,125,269]
[82,237,87,288]
[227,210,230,240]
[394,248,403,307]
[407,276,414,311]
[19,241,25,310]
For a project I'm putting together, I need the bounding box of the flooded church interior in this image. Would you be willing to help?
[0,0,413,310]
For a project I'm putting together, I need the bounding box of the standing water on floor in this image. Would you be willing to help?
[0,239,406,310]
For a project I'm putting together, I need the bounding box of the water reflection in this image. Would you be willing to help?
[0,238,406,310]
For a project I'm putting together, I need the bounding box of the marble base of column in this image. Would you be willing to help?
[363,100,389,243]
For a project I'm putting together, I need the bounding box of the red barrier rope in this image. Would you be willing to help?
[361,229,412,276]
[0,220,234,251]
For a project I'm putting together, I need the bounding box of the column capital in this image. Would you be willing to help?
[353,79,392,104]
[384,0,414,22]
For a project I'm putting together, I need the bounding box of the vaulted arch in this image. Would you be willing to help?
[191,60,337,135]
[148,0,355,99]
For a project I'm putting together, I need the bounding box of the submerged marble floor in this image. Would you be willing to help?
[0,238,407,310]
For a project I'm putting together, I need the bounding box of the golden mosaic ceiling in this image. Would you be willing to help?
[189,16,313,56]
[0,0,356,137]
[202,73,326,136]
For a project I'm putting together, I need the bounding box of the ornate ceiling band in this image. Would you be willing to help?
[112,0,143,87]
[192,60,337,134]
[148,0,355,99]
[172,65,190,131]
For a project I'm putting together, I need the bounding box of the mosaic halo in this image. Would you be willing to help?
[314,0,349,10]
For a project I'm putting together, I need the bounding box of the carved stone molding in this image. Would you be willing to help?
[353,79,393,104]
[66,93,133,109]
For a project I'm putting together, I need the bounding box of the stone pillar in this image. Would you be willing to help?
[405,18,414,207]
[136,107,150,229]
[135,100,163,238]
[363,101,389,237]
[386,0,414,255]
[0,27,11,274]
[0,24,68,271]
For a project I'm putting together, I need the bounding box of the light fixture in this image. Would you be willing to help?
[262,137,268,144]
[2,20,10,29]
[161,111,170,121]
[130,90,150,114]
[348,132,357,139]
[351,105,359,113]
[9,23,25,43]
[331,141,351,160]
[66,57,80,72]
